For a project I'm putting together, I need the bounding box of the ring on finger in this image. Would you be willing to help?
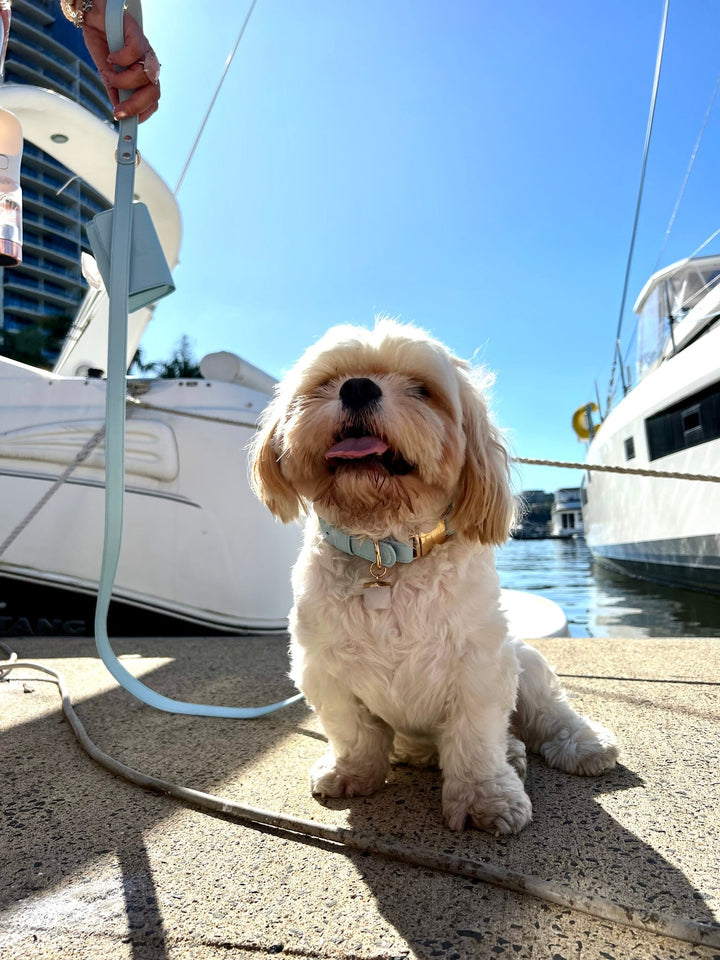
[140,47,161,86]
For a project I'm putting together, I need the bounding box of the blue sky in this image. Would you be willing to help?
[136,0,720,493]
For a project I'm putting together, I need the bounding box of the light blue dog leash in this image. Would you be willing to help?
[93,0,301,717]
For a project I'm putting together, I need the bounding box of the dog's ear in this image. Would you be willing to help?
[450,366,513,545]
[249,403,303,523]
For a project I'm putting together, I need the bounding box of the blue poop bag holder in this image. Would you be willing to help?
[87,199,174,313]
[93,0,301,717]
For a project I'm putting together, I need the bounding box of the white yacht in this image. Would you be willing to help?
[580,254,720,593]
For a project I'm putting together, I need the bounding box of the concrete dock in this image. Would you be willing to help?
[1,633,718,960]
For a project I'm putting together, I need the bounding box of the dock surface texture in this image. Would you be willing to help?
[1,633,718,960]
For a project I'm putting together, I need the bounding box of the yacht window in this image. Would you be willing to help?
[624,437,635,460]
[681,405,703,444]
[645,380,720,460]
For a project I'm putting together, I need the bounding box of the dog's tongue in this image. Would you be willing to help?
[326,436,389,460]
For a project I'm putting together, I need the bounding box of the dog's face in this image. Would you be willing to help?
[250,320,513,543]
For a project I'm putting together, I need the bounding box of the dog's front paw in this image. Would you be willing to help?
[541,718,619,776]
[310,754,387,798]
[442,766,532,835]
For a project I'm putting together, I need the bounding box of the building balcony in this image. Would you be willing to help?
[4,272,42,292]
[23,190,81,227]
[10,31,76,78]
[12,0,55,27]
[4,52,75,96]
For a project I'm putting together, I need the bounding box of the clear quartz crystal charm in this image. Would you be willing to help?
[363,544,392,610]
[363,580,392,610]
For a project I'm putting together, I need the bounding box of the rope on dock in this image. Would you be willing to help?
[513,456,720,483]
[2,651,719,951]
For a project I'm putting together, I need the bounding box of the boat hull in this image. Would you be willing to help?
[0,360,301,631]
[590,534,720,593]
[583,323,720,595]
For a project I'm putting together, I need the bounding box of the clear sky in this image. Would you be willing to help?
[136,0,720,494]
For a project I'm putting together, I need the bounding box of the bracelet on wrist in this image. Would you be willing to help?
[59,0,95,28]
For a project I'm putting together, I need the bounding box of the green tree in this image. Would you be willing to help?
[0,313,74,369]
[129,346,160,376]
[154,334,202,379]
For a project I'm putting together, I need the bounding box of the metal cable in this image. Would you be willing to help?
[174,0,259,195]
[654,69,720,270]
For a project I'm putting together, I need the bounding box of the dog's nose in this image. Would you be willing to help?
[339,377,382,411]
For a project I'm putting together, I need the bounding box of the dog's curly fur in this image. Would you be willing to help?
[250,319,618,834]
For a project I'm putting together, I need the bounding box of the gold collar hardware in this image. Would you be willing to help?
[411,514,452,559]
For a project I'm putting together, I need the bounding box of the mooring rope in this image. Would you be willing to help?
[512,456,720,484]
[126,395,257,428]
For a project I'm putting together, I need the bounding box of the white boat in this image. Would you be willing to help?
[0,84,301,632]
[580,254,720,593]
[550,488,584,539]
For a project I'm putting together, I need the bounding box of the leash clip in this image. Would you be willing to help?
[363,541,392,610]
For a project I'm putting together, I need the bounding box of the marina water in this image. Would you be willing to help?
[496,538,720,638]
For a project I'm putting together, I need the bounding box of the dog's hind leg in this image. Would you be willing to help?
[506,733,527,781]
[509,637,618,776]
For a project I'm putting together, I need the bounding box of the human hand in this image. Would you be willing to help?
[80,0,161,122]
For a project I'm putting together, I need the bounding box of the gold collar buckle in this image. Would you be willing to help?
[411,514,451,559]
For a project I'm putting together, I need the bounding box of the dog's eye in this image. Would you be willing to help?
[409,383,432,401]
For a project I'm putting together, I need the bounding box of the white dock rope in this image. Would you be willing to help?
[126,395,257,429]
[2,649,719,950]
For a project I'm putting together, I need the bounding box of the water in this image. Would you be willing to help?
[496,537,720,638]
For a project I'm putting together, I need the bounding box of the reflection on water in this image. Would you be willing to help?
[495,537,720,638]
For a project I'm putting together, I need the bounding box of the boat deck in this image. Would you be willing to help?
[2,632,719,960]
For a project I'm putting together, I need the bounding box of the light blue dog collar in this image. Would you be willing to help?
[319,513,453,568]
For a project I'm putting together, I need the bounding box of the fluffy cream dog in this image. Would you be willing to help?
[251,319,617,834]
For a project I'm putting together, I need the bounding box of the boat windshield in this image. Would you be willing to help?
[635,259,720,381]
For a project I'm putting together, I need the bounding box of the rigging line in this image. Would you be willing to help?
[173,0,259,196]
[610,0,670,399]
[655,67,720,271]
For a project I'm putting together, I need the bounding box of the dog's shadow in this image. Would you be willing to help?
[313,756,716,957]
